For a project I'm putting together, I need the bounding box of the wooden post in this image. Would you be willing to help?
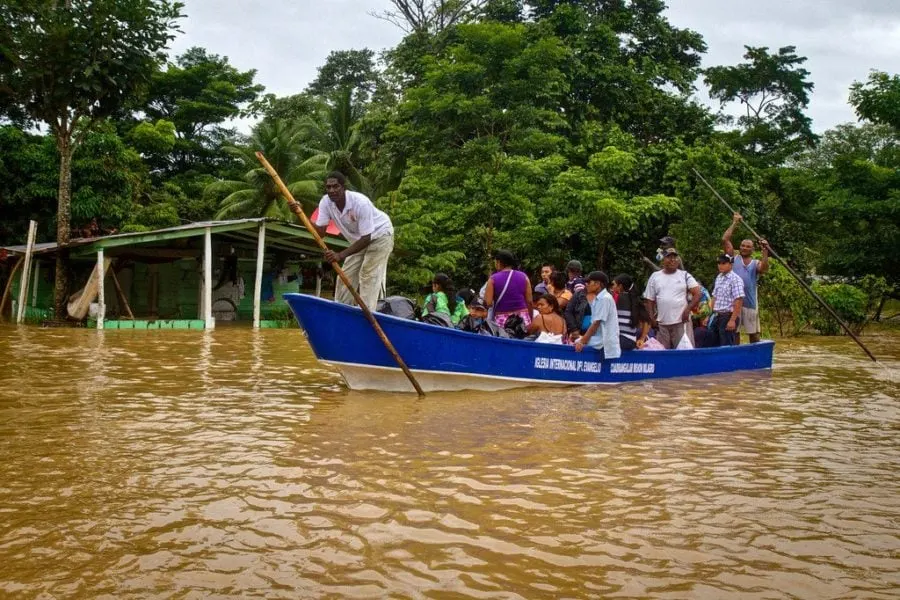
[253,222,266,328]
[203,227,214,329]
[315,270,322,298]
[16,220,37,324]
[31,260,40,307]
[96,249,105,330]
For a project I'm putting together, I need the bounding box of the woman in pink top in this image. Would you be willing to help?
[483,249,533,327]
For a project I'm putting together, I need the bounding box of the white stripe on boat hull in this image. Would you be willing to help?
[325,360,617,393]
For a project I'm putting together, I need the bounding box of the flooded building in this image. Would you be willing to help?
[0,218,346,329]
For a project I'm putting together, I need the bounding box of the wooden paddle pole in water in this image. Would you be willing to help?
[255,152,426,396]
[692,168,878,362]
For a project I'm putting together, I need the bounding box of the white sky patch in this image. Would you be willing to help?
[168,0,899,133]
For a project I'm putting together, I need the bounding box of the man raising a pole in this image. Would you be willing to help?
[313,172,394,310]
[722,212,770,343]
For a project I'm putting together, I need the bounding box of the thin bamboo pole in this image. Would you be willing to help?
[692,167,878,362]
[255,151,426,396]
[0,257,23,322]
[109,266,134,320]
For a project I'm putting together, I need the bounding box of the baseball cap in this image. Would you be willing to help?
[469,298,487,310]
[662,248,679,257]
[717,253,733,263]
[659,235,676,247]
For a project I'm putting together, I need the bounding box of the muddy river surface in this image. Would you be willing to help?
[0,325,897,599]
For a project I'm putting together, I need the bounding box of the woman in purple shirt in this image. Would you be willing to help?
[484,249,533,327]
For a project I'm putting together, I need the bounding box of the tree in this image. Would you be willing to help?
[139,46,264,177]
[0,0,182,316]
[307,49,379,103]
[373,0,488,34]
[850,70,900,130]
[704,46,816,166]
[207,120,326,221]
[296,88,371,194]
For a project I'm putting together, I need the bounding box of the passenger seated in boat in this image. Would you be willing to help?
[547,271,573,310]
[456,298,508,337]
[422,273,469,325]
[528,293,567,344]
[574,271,621,358]
[484,249,532,328]
[612,274,650,350]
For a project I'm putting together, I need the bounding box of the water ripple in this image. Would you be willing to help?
[0,327,897,598]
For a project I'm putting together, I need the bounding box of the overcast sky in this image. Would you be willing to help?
[169,0,900,133]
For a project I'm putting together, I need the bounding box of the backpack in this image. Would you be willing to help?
[564,290,590,334]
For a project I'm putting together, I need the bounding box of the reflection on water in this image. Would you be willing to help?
[0,326,897,599]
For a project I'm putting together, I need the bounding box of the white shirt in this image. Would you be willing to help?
[315,190,393,243]
[643,269,698,325]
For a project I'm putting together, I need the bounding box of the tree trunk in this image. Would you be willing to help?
[54,134,74,320]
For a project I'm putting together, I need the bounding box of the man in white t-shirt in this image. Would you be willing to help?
[314,171,394,310]
[643,248,701,349]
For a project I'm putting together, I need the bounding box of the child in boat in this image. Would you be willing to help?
[612,274,651,350]
[528,293,567,344]
[422,273,469,325]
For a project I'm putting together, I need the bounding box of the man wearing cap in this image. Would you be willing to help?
[722,213,769,343]
[710,253,745,347]
[643,248,701,349]
[565,260,586,294]
[574,271,620,359]
[316,171,394,311]
[657,235,685,270]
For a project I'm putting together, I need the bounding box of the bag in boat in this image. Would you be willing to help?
[639,337,666,351]
[535,331,563,344]
[420,312,452,328]
[376,296,417,320]
[676,323,694,350]
[503,314,529,339]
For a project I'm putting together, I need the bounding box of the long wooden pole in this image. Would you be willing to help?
[255,151,426,396]
[692,168,878,362]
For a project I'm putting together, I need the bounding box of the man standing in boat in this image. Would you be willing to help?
[643,248,701,349]
[722,213,770,343]
[315,171,394,310]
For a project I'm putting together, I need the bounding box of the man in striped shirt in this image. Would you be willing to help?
[710,254,745,347]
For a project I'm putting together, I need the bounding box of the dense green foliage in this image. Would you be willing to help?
[1,0,898,332]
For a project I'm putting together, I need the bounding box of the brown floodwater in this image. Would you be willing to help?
[0,325,897,599]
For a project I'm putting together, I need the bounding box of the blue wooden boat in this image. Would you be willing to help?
[284,293,775,392]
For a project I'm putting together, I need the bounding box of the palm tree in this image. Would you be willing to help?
[208,119,327,220]
[297,87,373,196]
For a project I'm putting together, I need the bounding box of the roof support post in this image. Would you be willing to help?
[203,227,214,329]
[315,269,322,298]
[16,220,37,325]
[253,222,266,328]
[96,248,105,330]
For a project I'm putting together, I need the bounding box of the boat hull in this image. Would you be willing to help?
[284,294,774,393]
